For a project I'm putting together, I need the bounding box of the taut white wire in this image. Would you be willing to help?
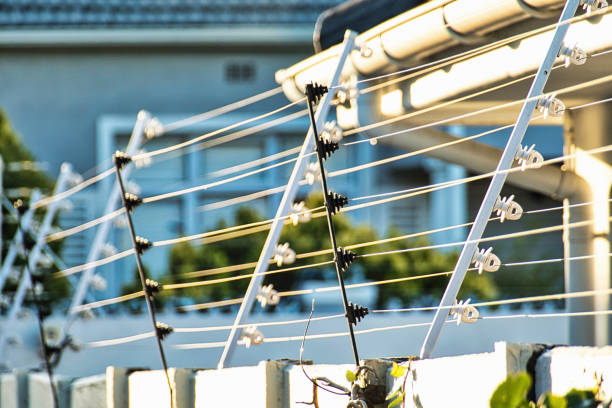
[162,88,284,134]
[50,141,612,281]
[133,99,304,161]
[32,168,115,210]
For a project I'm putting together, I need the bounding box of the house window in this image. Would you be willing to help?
[225,62,256,83]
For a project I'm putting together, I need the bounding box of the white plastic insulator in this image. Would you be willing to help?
[320,120,344,143]
[144,117,163,139]
[256,284,280,307]
[273,243,296,267]
[535,94,565,119]
[493,195,523,223]
[332,78,358,106]
[42,322,64,348]
[304,161,322,185]
[113,215,128,229]
[100,243,118,257]
[581,0,608,15]
[126,181,141,196]
[67,172,83,187]
[515,144,544,171]
[7,268,20,283]
[134,149,153,169]
[472,247,501,274]
[37,254,53,268]
[559,43,587,68]
[238,326,264,348]
[89,274,108,292]
[289,201,311,226]
[58,199,73,212]
[80,309,95,320]
[0,294,10,308]
[450,298,479,326]
[33,282,44,296]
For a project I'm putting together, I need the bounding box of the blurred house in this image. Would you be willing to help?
[0,0,565,300]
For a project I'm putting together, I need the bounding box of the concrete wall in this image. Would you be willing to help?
[1,342,611,407]
[2,308,569,378]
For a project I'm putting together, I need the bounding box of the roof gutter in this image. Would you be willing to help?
[275,0,565,101]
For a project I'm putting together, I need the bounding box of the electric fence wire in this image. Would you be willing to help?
[27,9,612,215]
[161,87,284,134]
[200,80,612,212]
[70,194,612,314]
[354,6,611,95]
[83,302,612,349]
[44,76,612,246]
[27,6,611,214]
[147,4,598,164]
[50,134,612,281]
[43,27,612,320]
[40,62,544,241]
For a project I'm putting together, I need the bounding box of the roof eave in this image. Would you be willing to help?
[0,25,315,48]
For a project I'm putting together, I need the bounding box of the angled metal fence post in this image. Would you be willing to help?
[420,0,582,359]
[217,30,358,369]
[64,111,148,330]
[0,156,3,266]
[0,163,75,359]
[0,190,41,293]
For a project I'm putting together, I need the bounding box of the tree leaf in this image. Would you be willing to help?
[345,370,356,383]
[540,394,567,408]
[490,372,532,408]
[388,391,405,408]
[390,362,407,378]
[564,389,597,408]
[386,388,401,401]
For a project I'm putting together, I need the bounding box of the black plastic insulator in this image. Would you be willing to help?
[13,199,28,216]
[346,302,368,326]
[305,82,329,104]
[123,193,142,213]
[318,140,339,160]
[145,279,160,298]
[134,236,152,255]
[326,191,348,215]
[113,151,132,170]
[155,322,173,340]
[336,247,356,273]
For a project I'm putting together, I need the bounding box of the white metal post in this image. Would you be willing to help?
[420,0,581,359]
[0,156,3,266]
[65,111,148,328]
[0,164,74,359]
[217,31,358,369]
[0,190,42,293]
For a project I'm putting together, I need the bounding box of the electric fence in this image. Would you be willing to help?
[112,151,175,408]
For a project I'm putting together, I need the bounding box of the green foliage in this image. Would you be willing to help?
[0,109,68,312]
[490,372,532,408]
[492,217,563,301]
[490,372,610,408]
[0,109,53,195]
[385,361,409,408]
[389,361,407,378]
[139,192,499,311]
